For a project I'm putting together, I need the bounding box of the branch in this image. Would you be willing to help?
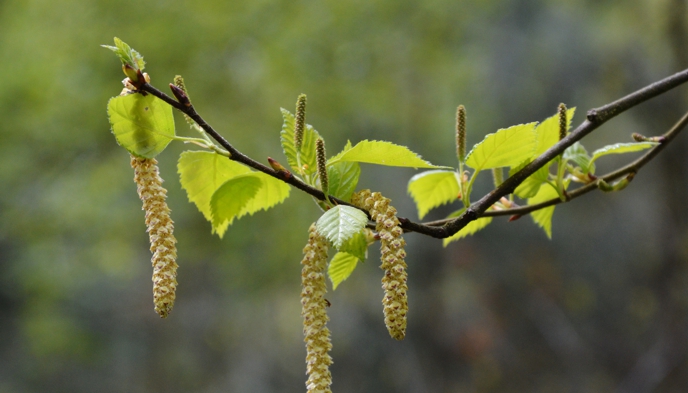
[140,68,688,239]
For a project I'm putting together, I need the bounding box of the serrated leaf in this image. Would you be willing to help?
[465,123,538,171]
[407,170,459,219]
[534,108,576,156]
[178,151,252,235]
[315,205,369,249]
[108,94,175,158]
[102,37,145,70]
[210,174,264,238]
[279,108,321,175]
[327,140,446,168]
[338,231,368,261]
[328,252,360,290]
[563,142,594,174]
[509,160,550,199]
[527,181,569,239]
[442,217,493,247]
[327,160,361,202]
[179,152,291,237]
[590,142,658,166]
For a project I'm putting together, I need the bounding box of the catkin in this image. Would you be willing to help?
[301,224,333,392]
[352,190,408,340]
[131,155,178,318]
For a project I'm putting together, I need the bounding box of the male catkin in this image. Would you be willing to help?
[300,224,333,392]
[131,156,178,318]
[352,190,408,340]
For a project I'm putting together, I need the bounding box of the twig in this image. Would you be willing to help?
[140,68,688,239]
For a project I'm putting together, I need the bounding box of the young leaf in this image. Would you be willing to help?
[338,231,368,261]
[407,170,460,219]
[328,252,360,290]
[563,142,594,174]
[326,140,446,169]
[239,172,291,217]
[315,205,369,249]
[279,108,321,175]
[527,181,568,239]
[589,142,658,167]
[442,217,493,247]
[534,108,576,156]
[465,123,538,171]
[108,94,175,158]
[210,174,264,237]
[509,161,550,199]
[102,37,145,71]
[327,161,361,202]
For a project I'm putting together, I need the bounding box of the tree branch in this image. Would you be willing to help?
[140,68,688,239]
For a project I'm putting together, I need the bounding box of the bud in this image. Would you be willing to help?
[456,105,467,163]
[294,94,307,151]
[300,224,333,392]
[268,157,292,179]
[131,155,178,318]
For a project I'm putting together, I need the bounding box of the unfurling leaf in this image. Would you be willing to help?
[465,123,538,171]
[443,217,493,247]
[279,108,321,175]
[328,252,360,290]
[327,140,446,169]
[563,142,594,174]
[590,142,658,167]
[407,170,460,219]
[102,37,146,71]
[338,231,369,261]
[108,94,175,158]
[315,205,369,249]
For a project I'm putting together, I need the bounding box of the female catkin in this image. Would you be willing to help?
[131,156,178,318]
[300,224,333,392]
[352,190,408,340]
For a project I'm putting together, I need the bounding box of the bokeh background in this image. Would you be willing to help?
[1,0,687,392]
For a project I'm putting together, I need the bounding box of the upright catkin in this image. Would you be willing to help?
[300,224,333,392]
[352,190,408,340]
[131,155,178,318]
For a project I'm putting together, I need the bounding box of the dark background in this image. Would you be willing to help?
[0,0,687,392]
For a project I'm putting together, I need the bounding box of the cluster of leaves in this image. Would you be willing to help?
[408,108,657,242]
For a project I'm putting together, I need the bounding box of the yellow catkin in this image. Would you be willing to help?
[300,224,333,393]
[131,155,178,318]
[352,190,408,340]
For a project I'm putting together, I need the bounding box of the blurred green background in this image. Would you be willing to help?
[1,0,687,392]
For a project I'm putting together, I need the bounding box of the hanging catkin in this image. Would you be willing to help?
[131,155,178,318]
[300,224,333,392]
[352,190,408,340]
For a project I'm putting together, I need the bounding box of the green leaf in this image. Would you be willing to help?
[338,231,368,261]
[527,181,569,239]
[107,94,175,158]
[442,217,493,247]
[178,151,252,235]
[563,142,594,174]
[407,170,459,219]
[279,108,321,175]
[509,160,550,199]
[179,151,290,237]
[534,108,576,156]
[327,160,361,202]
[102,37,145,70]
[465,123,538,171]
[327,140,446,168]
[328,252,360,290]
[210,174,264,238]
[315,205,369,249]
[590,142,658,167]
